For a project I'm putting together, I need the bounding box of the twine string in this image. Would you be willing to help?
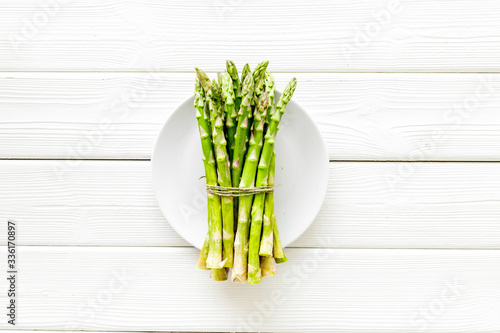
[205,184,274,197]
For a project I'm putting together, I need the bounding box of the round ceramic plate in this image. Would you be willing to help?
[152,92,329,249]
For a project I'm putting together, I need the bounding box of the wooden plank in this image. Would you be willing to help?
[2,160,500,248]
[0,246,498,332]
[1,0,500,72]
[2,72,500,160]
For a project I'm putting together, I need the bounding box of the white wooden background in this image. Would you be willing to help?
[1,0,500,332]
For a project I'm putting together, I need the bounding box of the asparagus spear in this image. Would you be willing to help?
[226,62,242,224]
[220,72,237,162]
[258,151,287,260]
[275,253,288,264]
[237,64,251,142]
[224,62,239,149]
[248,78,297,284]
[259,150,275,256]
[253,62,269,85]
[245,61,269,159]
[193,76,225,277]
[196,233,210,270]
[248,62,269,165]
[258,73,277,256]
[260,255,277,277]
[232,63,251,224]
[231,92,270,283]
[263,155,285,266]
[236,63,251,122]
[210,268,228,281]
[231,74,254,188]
[195,69,215,129]
[207,79,235,268]
[252,61,269,103]
[226,60,240,107]
[240,63,251,88]
[268,152,286,260]
[264,71,276,120]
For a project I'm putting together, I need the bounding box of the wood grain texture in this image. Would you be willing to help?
[2,72,500,160]
[2,160,500,248]
[0,246,498,332]
[1,0,500,72]
[2,1,499,332]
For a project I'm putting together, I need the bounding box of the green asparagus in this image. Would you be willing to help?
[258,73,276,256]
[193,61,296,283]
[264,71,276,120]
[275,253,288,264]
[231,74,254,188]
[260,255,277,277]
[252,61,269,103]
[196,233,210,270]
[207,79,235,268]
[240,63,251,87]
[226,60,240,108]
[248,78,297,284]
[259,150,275,256]
[193,76,226,278]
[221,72,237,162]
[210,268,228,281]
[232,92,270,283]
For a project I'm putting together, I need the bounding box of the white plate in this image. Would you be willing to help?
[152,92,329,249]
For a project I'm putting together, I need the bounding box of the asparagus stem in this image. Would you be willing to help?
[259,151,275,256]
[195,72,223,268]
[196,232,210,270]
[201,202,233,280]
[265,71,276,121]
[238,63,251,135]
[240,63,251,88]
[252,61,269,104]
[210,267,228,281]
[258,73,276,256]
[207,78,235,268]
[231,74,255,188]
[221,72,237,163]
[275,252,288,264]
[248,78,297,284]
[271,153,285,260]
[193,75,224,270]
[248,203,264,283]
[237,63,251,133]
[260,255,277,277]
[220,176,234,267]
[271,155,286,260]
[226,60,241,110]
[246,61,269,152]
[231,92,270,283]
[231,62,251,224]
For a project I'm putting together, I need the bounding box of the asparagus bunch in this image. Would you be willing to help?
[193,61,297,284]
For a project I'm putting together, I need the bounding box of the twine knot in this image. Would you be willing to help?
[205,185,274,197]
